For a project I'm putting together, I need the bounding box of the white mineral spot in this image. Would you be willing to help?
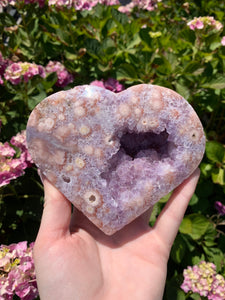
[86,205,95,214]
[79,125,91,136]
[139,117,159,131]
[105,135,115,146]
[134,107,143,117]
[83,145,94,155]
[38,117,55,131]
[189,129,201,142]
[58,113,65,121]
[65,164,73,172]
[84,190,101,207]
[94,148,103,158]
[130,96,139,104]
[118,103,131,117]
[149,89,163,111]
[74,106,86,117]
[75,157,85,169]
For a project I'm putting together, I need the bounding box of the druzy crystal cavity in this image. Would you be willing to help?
[26,84,205,235]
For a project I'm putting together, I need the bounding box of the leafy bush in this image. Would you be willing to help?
[0,0,225,299]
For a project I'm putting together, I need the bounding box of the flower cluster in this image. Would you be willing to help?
[187,16,223,32]
[45,61,74,87]
[48,0,119,10]
[181,261,225,299]
[215,201,225,215]
[0,131,33,187]
[118,0,161,13]
[0,0,45,8]
[0,241,38,300]
[4,62,46,85]
[0,52,11,85]
[0,53,74,87]
[0,0,161,11]
[90,78,124,92]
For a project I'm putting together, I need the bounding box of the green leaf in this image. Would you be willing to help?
[111,8,129,26]
[175,82,190,99]
[189,194,199,206]
[116,63,138,81]
[184,61,205,76]
[64,50,77,60]
[171,235,186,264]
[28,90,47,110]
[165,276,186,300]
[85,38,102,58]
[203,247,225,271]
[139,28,152,47]
[212,168,225,185]
[41,73,58,90]
[200,163,213,178]
[179,214,211,240]
[205,141,225,163]
[202,76,225,90]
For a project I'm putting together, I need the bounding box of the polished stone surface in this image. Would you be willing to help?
[26,84,205,235]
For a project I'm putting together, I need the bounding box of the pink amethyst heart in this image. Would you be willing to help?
[26,84,205,235]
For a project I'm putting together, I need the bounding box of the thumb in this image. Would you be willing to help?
[36,175,72,243]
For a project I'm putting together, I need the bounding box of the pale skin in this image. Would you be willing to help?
[34,168,200,300]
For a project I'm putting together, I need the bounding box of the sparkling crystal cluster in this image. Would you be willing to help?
[26,84,205,235]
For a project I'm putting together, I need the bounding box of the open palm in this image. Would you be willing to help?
[34,169,200,300]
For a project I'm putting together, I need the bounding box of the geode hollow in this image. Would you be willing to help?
[26,84,205,235]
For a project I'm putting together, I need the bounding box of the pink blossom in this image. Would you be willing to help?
[0,142,15,157]
[0,0,44,8]
[195,20,204,29]
[215,201,225,216]
[0,52,11,77]
[90,79,105,89]
[90,78,124,92]
[221,36,225,46]
[45,61,74,87]
[104,78,124,92]
[4,62,46,85]
[181,261,225,299]
[187,16,223,32]
[0,131,33,187]
[0,242,38,300]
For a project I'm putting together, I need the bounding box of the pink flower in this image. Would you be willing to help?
[0,242,38,300]
[0,52,11,77]
[215,201,225,215]
[90,79,105,89]
[181,261,225,299]
[104,78,124,92]
[4,62,46,85]
[221,36,225,46]
[187,16,223,32]
[90,78,124,92]
[0,142,15,157]
[0,131,33,187]
[45,61,74,87]
[195,20,204,29]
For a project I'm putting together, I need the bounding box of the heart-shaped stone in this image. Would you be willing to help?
[26,84,205,235]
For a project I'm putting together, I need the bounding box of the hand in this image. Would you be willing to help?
[34,169,200,300]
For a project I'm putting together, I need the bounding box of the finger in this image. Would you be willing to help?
[153,168,200,249]
[37,176,72,242]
